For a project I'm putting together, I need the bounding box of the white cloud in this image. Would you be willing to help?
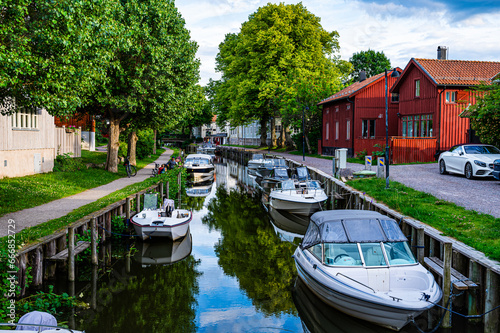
[177,0,500,86]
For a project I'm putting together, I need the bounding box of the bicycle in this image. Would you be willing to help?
[124,156,137,178]
[151,163,160,177]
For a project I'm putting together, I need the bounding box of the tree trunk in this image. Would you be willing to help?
[127,131,138,166]
[260,117,267,147]
[271,117,276,148]
[280,122,286,148]
[106,117,121,173]
[153,129,157,155]
[285,126,294,149]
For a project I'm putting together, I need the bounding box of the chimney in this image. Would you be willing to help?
[437,46,448,60]
[359,70,367,82]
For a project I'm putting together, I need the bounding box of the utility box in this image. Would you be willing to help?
[335,148,347,169]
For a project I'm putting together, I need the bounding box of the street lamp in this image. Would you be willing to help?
[385,68,400,189]
[303,107,308,161]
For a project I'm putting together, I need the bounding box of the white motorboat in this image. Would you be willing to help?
[133,232,192,266]
[294,210,442,331]
[184,153,215,183]
[269,179,327,216]
[196,142,216,155]
[0,311,84,332]
[131,196,192,241]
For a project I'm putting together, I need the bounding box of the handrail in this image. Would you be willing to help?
[335,272,376,293]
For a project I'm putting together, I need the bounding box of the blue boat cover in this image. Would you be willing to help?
[301,210,407,249]
[16,311,57,331]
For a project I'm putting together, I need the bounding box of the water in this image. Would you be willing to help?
[50,159,480,332]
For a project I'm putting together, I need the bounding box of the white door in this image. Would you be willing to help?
[34,153,42,173]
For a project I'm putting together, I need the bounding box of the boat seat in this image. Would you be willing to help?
[364,246,386,266]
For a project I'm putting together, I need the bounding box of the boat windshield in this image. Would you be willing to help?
[252,154,264,160]
[280,179,295,190]
[186,158,209,165]
[306,180,321,189]
[274,168,289,178]
[321,242,416,266]
[272,159,287,167]
[296,167,309,180]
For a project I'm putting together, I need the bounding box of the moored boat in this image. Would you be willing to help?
[293,210,442,331]
[0,311,84,332]
[184,153,215,183]
[131,197,192,241]
[269,179,327,216]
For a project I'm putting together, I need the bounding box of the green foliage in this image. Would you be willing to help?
[118,142,128,159]
[291,128,321,154]
[356,149,368,160]
[54,153,86,172]
[136,130,154,160]
[349,49,391,81]
[212,3,350,145]
[17,285,80,318]
[372,144,385,157]
[468,82,500,147]
[347,178,500,261]
[203,187,297,315]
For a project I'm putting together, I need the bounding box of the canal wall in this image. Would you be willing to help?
[14,182,166,297]
[218,146,500,332]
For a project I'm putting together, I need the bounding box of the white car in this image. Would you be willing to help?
[438,144,500,179]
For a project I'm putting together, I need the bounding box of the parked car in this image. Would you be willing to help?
[438,144,500,179]
[493,159,500,180]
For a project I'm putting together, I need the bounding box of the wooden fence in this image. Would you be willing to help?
[55,126,81,157]
[391,137,437,164]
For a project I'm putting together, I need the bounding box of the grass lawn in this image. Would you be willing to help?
[0,149,167,217]
[346,177,500,261]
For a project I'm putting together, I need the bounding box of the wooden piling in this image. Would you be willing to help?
[126,198,131,222]
[417,227,425,265]
[485,268,499,333]
[31,246,43,287]
[136,193,140,213]
[441,242,452,328]
[468,260,480,321]
[91,218,98,265]
[160,182,164,202]
[166,181,170,199]
[68,227,75,282]
[44,240,56,279]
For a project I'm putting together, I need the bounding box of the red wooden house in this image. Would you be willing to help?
[318,70,401,157]
[390,58,500,163]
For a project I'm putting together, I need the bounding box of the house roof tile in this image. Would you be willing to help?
[317,72,386,105]
[414,58,500,86]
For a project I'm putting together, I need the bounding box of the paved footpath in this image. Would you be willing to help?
[0,149,173,237]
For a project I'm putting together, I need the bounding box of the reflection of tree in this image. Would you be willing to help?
[82,256,201,333]
[183,194,206,211]
[203,187,297,316]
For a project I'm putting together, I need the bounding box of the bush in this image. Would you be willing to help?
[118,141,128,158]
[53,153,85,172]
[292,128,321,154]
[136,130,154,159]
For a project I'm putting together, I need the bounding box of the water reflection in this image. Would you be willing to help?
[133,232,192,266]
[269,206,309,244]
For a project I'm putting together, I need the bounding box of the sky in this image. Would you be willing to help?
[176,0,500,86]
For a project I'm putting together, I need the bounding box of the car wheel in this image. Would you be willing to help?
[439,160,448,175]
[465,162,474,179]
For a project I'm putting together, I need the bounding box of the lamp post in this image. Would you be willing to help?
[303,107,308,161]
[385,68,400,189]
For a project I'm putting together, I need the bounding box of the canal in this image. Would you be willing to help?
[56,158,480,332]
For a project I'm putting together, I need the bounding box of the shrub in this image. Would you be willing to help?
[53,153,85,172]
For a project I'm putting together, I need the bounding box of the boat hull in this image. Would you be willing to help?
[269,191,327,216]
[131,210,192,241]
[294,248,440,331]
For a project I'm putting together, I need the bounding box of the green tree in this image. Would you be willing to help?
[78,0,199,172]
[349,49,391,81]
[213,3,345,147]
[468,81,500,147]
[177,85,213,138]
[0,0,113,115]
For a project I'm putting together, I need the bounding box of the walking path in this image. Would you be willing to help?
[0,149,173,237]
